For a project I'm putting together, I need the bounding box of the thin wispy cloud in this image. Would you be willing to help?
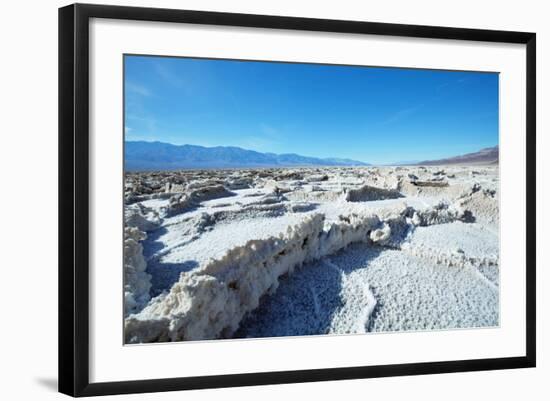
[125,133,160,143]
[238,123,286,152]
[126,114,157,133]
[436,77,469,92]
[380,104,424,126]
[436,82,451,92]
[154,61,187,88]
[238,136,281,152]
[383,77,471,127]
[259,123,280,137]
[126,82,152,97]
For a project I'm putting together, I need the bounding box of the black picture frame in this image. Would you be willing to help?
[59,3,536,397]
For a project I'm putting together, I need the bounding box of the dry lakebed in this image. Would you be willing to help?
[123,165,499,343]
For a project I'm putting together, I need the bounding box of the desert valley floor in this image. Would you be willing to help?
[123,165,499,343]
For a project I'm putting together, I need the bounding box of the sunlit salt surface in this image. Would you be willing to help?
[123,165,499,342]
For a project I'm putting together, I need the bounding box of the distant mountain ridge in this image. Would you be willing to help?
[415,145,499,166]
[125,141,370,171]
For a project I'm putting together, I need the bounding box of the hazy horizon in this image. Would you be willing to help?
[125,139,498,166]
[125,55,499,165]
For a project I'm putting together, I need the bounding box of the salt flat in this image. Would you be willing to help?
[122,165,499,343]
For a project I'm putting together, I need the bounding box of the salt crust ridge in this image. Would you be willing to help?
[124,227,152,316]
[124,200,471,343]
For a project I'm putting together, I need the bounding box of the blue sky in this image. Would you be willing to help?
[125,55,498,165]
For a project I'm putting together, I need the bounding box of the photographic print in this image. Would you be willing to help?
[123,55,500,344]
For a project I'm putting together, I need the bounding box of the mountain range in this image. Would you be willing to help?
[415,145,499,166]
[125,141,370,171]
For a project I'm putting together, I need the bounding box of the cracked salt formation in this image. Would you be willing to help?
[123,165,499,342]
[124,201,473,342]
[124,226,152,316]
[344,184,403,202]
[237,221,499,337]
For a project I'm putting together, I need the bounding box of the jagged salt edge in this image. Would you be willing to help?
[125,202,468,343]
